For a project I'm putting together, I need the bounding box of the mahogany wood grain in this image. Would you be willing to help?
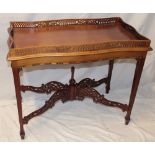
[125,57,146,125]
[7,17,152,139]
[13,24,137,48]
[12,68,25,139]
[7,17,151,67]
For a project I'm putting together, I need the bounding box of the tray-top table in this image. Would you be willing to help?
[7,17,152,139]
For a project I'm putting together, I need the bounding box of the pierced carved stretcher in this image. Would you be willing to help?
[7,17,152,139]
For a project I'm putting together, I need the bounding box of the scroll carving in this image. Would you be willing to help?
[78,78,107,88]
[22,67,128,124]
[78,87,128,112]
[21,81,65,94]
[23,90,65,124]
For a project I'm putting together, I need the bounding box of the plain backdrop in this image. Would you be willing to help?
[0,13,155,141]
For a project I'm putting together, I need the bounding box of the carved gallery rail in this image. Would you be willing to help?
[7,17,152,139]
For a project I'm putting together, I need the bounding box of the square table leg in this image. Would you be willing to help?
[10,56,146,138]
[106,60,114,94]
[12,67,25,139]
[125,57,146,125]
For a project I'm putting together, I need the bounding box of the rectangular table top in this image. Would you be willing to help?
[7,17,152,67]
[13,24,137,48]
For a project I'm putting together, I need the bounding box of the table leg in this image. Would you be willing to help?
[12,67,25,139]
[125,57,146,125]
[106,60,114,94]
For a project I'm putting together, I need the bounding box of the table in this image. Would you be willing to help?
[7,17,152,139]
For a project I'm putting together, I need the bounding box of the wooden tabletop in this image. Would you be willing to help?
[7,17,152,67]
[13,24,137,48]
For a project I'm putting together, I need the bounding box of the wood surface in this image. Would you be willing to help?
[7,17,152,67]
[7,17,152,139]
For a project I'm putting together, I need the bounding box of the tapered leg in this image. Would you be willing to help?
[12,67,25,139]
[106,60,114,94]
[125,57,146,125]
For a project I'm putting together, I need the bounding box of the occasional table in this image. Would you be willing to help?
[7,17,152,139]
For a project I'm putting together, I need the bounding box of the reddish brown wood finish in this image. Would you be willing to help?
[7,17,152,139]
[7,17,151,66]
[21,67,128,125]
[125,57,146,125]
[106,60,114,93]
[12,68,25,139]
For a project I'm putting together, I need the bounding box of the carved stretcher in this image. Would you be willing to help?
[7,17,152,139]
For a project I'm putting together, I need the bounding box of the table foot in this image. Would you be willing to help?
[20,130,25,139]
[105,85,110,94]
[125,114,130,125]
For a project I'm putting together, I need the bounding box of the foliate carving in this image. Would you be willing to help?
[22,67,128,124]
[78,87,128,112]
[23,90,64,124]
[21,81,65,94]
[78,78,107,88]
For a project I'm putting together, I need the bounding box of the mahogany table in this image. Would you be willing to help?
[7,17,152,139]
